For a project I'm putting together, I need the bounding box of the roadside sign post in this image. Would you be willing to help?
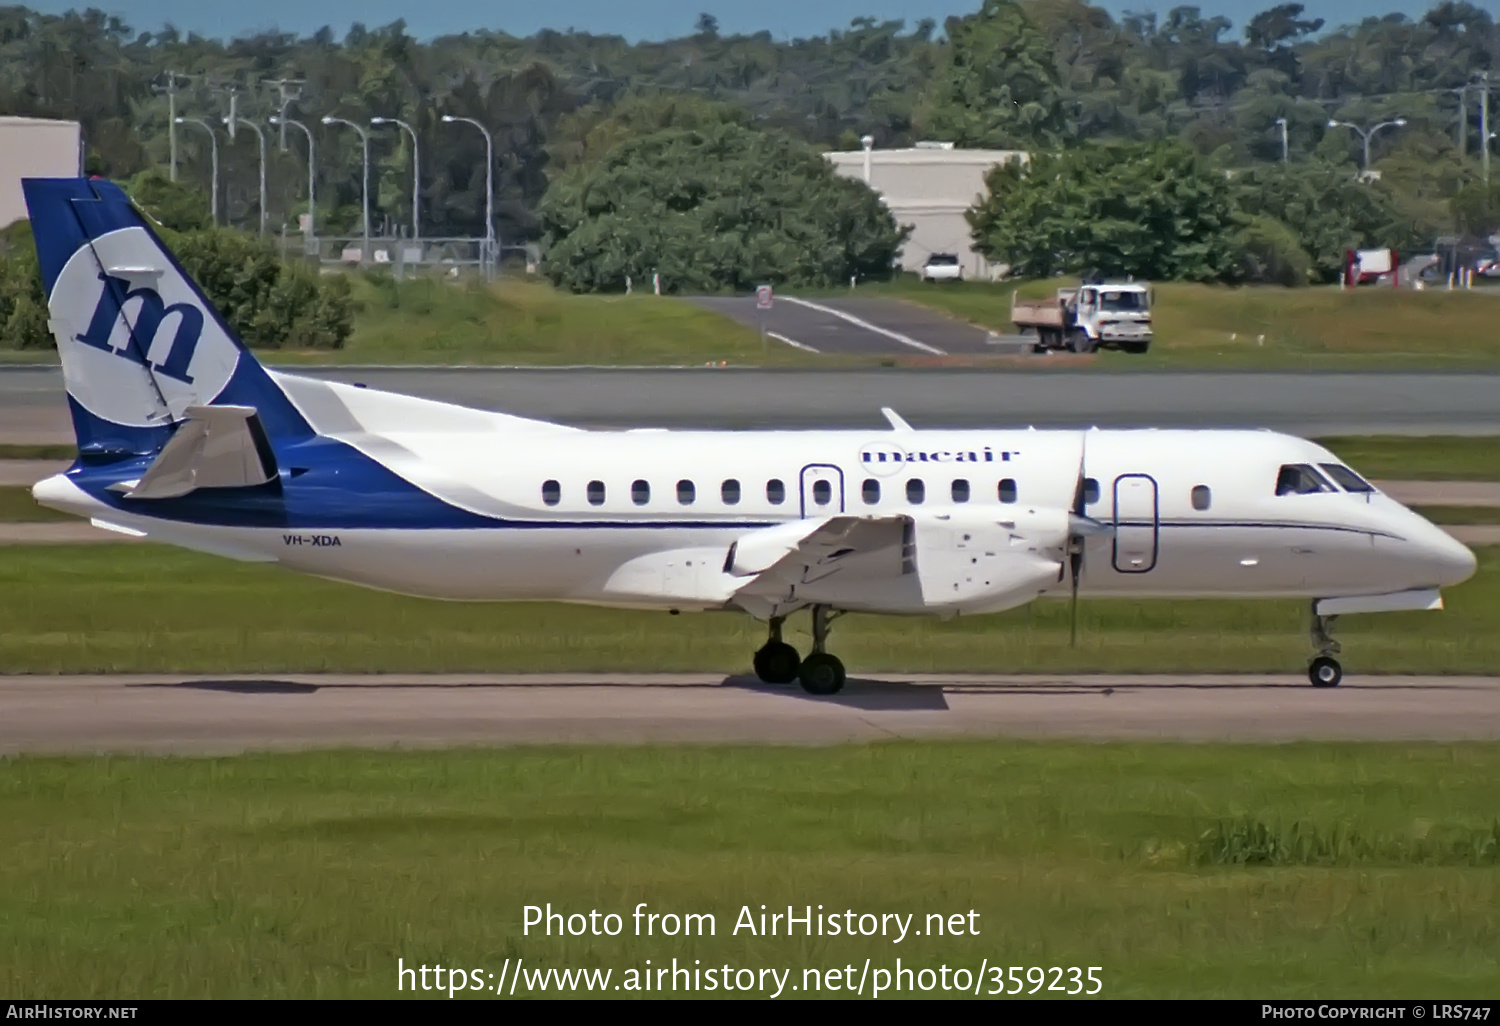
[756,285,773,354]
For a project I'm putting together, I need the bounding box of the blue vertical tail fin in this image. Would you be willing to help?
[22,177,312,459]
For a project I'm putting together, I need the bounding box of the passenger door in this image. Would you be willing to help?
[799,464,845,519]
[1112,474,1159,573]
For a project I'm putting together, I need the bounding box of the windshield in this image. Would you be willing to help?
[1276,464,1337,496]
[927,254,958,265]
[1319,463,1376,493]
[1098,290,1147,312]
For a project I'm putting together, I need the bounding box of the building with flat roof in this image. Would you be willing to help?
[0,116,82,229]
[825,142,1026,280]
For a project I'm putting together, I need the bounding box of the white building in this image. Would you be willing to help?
[0,117,82,230]
[825,142,1027,280]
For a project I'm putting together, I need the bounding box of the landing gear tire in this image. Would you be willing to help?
[1308,656,1343,688]
[1308,606,1343,688]
[798,653,846,695]
[753,642,801,685]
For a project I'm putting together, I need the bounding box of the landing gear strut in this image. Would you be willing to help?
[1308,608,1343,688]
[752,616,801,685]
[798,605,847,695]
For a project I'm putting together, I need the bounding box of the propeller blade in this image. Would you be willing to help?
[1068,512,1115,537]
[1068,437,1090,648]
[1069,543,1082,647]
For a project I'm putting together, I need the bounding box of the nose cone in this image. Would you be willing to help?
[1414,518,1479,587]
[1434,531,1479,586]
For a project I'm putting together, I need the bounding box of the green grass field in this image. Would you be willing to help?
[862,277,1500,370]
[0,544,1494,675]
[1312,436,1500,482]
[1413,506,1500,525]
[264,275,820,368]
[1,743,1497,998]
[0,485,67,521]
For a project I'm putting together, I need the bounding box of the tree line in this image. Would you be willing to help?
[0,1,1497,306]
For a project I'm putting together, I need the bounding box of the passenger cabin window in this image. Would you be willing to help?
[541,480,561,507]
[767,479,786,505]
[1191,485,1212,511]
[1083,478,1100,505]
[998,478,1017,503]
[587,480,606,506]
[677,480,695,505]
[952,479,970,503]
[812,480,831,506]
[862,479,880,504]
[1276,464,1335,496]
[631,479,650,505]
[907,479,925,504]
[1319,464,1375,493]
[721,479,740,505]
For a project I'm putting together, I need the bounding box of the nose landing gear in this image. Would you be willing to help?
[1308,609,1343,688]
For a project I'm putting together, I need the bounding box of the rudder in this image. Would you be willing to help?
[22,177,312,459]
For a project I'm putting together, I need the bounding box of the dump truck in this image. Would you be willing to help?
[1010,281,1153,354]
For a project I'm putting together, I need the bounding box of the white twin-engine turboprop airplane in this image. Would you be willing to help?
[24,178,1478,694]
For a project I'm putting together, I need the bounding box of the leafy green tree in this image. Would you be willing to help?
[966,140,1239,281]
[1451,180,1500,238]
[126,169,212,233]
[1234,162,1415,281]
[169,228,353,349]
[545,93,749,178]
[539,123,908,292]
[922,0,1066,147]
[1234,214,1314,285]
[0,221,48,349]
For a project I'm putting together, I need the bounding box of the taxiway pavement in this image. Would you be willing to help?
[4,673,1499,754]
[5,367,1500,440]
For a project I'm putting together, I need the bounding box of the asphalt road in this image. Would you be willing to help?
[5,366,1500,437]
[690,295,1030,355]
[4,673,1499,754]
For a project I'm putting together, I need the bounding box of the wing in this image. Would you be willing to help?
[730,508,1073,619]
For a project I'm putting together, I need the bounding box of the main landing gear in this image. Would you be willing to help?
[751,606,847,695]
[1308,607,1343,688]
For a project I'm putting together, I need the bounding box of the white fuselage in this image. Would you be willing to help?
[35,407,1478,620]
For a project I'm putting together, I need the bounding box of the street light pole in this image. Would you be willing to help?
[440,115,494,265]
[1327,118,1407,174]
[224,115,268,234]
[174,116,218,225]
[322,116,370,258]
[1481,71,1491,184]
[270,115,315,240]
[371,116,419,243]
[1275,118,1288,163]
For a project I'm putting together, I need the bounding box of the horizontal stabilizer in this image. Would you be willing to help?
[118,405,277,499]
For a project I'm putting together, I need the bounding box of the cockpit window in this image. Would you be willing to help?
[1319,464,1375,493]
[1275,464,1336,496]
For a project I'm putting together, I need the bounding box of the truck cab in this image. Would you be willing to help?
[1011,281,1153,354]
[1073,284,1152,352]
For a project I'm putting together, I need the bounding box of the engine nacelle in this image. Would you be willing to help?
[909,505,1072,614]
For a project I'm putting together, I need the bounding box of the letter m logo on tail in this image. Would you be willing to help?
[75,271,205,385]
[21,177,312,457]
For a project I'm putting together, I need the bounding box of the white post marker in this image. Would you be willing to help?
[756,284,773,354]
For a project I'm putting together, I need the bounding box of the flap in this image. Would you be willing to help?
[731,515,909,599]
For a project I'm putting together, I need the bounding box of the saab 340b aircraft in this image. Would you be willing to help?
[23,178,1478,694]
